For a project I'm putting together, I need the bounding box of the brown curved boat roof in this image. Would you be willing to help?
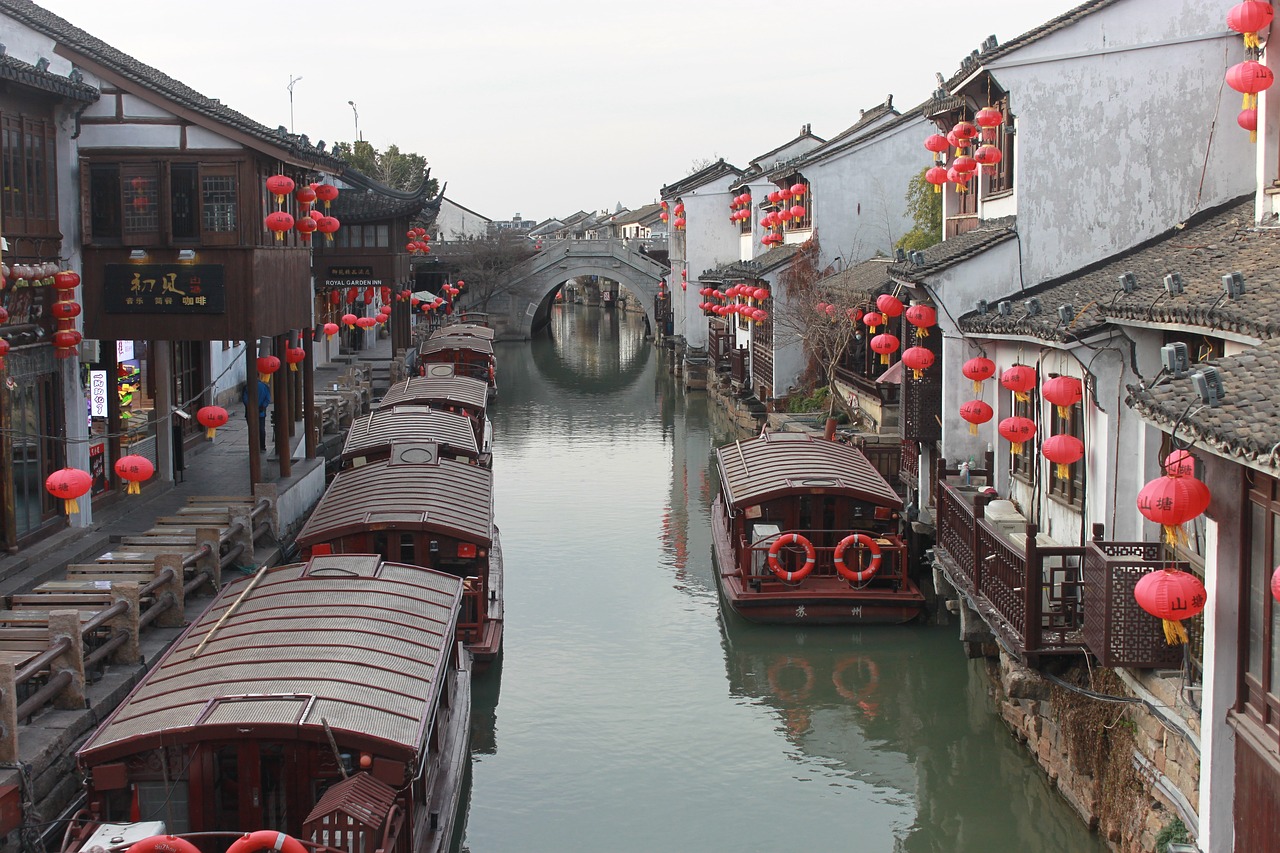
[78,556,462,764]
[297,450,493,547]
[343,406,479,462]
[419,336,495,358]
[715,432,902,510]
[433,322,495,341]
[378,376,489,412]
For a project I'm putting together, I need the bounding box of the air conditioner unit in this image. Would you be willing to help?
[1024,297,1042,316]
[1160,342,1189,378]
[976,299,989,315]
[1057,304,1075,324]
[1222,271,1245,299]
[1117,272,1137,293]
[1164,273,1184,295]
[997,300,1012,316]
[1192,366,1224,407]
[894,248,907,263]
[909,250,926,266]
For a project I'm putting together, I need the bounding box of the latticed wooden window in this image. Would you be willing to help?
[1242,473,1280,739]
[1,112,59,238]
[1010,394,1037,481]
[1047,404,1084,504]
[985,94,1014,196]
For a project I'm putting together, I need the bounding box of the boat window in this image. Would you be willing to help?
[400,533,416,564]
[211,744,239,830]
[260,743,288,831]
[137,779,190,833]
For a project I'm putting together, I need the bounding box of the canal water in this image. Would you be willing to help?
[462,303,1106,853]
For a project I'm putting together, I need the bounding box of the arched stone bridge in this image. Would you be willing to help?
[481,239,669,340]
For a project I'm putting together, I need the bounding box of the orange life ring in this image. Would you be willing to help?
[767,656,816,702]
[125,837,201,853]
[767,532,816,582]
[227,830,308,853]
[832,655,881,703]
[833,533,881,583]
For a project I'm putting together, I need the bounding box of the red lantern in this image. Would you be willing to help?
[317,216,341,241]
[1134,568,1207,646]
[1001,364,1037,402]
[962,357,996,392]
[948,167,973,191]
[256,355,281,381]
[113,454,154,495]
[753,287,769,301]
[294,186,317,209]
[953,121,978,141]
[997,416,1037,454]
[660,212,669,222]
[196,405,229,439]
[356,316,377,329]
[863,311,885,332]
[1272,565,1280,603]
[925,165,949,193]
[294,216,317,241]
[905,304,937,337]
[924,134,950,158]
[341,313,358,327]
[265,175,295,205]
[674,217,686,230]
[1163,449,1196,477]
[901,346,935,379]
[1227,60,1274,111]
[869,333,900,365]
[959,400,993,435]
[1041,434,1084,479]
[45,467,92,514]
[53,270,81,292]
[1239,108,1259,143]
[0,338,8,369]
[787,205,804,220]
[974,145,1003,168]
[876,294,904,317]
[790,183,806,196]
[314,183,339,210]
[974,107,1004,129]
[285,347,306,371]
[1041,375,1083,418]
[53,329,82,357]
[1137,474,1211,546]
[951,155,978,174]
[673,203,684,215]
[51,301,82,321]
[265,211,294,241]
[1228,1,1275,49]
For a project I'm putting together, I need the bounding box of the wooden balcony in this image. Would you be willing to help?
[933,458,1184,666]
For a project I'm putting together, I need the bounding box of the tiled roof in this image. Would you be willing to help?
[889,217,1017,283]
[660,158,745,198]
[1127,339,1280,474]
[1,0,341,169]
[956,198,1275,343]
[0,52,98,101]
[699,244,802,281]
[818,258,896,303]
[801,100,928,165]
[330,170,441,224]
[612,202,664,226]
[749,127,826,170]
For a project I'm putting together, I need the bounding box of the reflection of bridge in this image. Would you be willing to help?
[482,239,669,340]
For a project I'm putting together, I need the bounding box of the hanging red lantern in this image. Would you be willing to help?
[962,357,996,393]
[767,191,782,204]
[660,212,669,222]
[869,333,900,365]
[53,270,81,293]
[1239,108,1259,143]
[924,134,951,158]
[265,211,294,241]
[265,175,295,205]
[285,347,307,371]
[1134,568,1207,646]
[790,183,806,196]
[196,405,229,439]
[876,294,904,317]
[53,329,82,358]
[294,185,317,209]
[1041,375,1083,418]
[0,338,8,370]
[51,301,82,321]
[317,216,341,241]
[341,313,358,327]
[948,167,973,191]
[925,165,949,193]
[862,311,885,332]
[1041,434,1084,479]
[997,416,1037,454]
[314,183,339,210]
[905,304,937,337]
[1137,473,1211,546]
[1272,565,1280,603]
[901,346,935,379]
[959,400,993,435]
[1001,364,1037,402]
[673,203,684,215]
[974,107,1005,130]
[660,200,669,209]
[45,467,92,514]
[789,204,805,220]
[1228,1,1275,49]
[753,287,769,301]
[256,355,281,381]
[294,216,317,241]
[114,454,154,495]
[974,145,1003,168]
[356,316,377,329]
[674,217,686,230]
[1163,449,1196,477]
[951,155,978,174]
[1226,60,1274,111]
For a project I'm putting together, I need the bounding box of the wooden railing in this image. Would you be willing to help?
[1082,533,1186,669]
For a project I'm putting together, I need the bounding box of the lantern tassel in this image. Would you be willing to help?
[1056,463,1071,479]
[1057,404,1070,419]
[64,498,79,515]
[127,480,141,495]
[968,423,979,436]
[1252,129,1259,144]
[933,185,942,194]
[917,328,929,337]
[259,372,271,382]
[1015,391,1031,404]
[1245,32,1260,50]
[972,380,983,394]
[1011,441,1024,455]
[1161,619,1189,645]
[290,362,298,372]
[206,427,218,440]
[879,353,889,365]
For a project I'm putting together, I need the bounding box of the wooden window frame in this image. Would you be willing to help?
[780,176,811,231]
[85,160,240,247]
[1010,393,1037,482]
[984,95,1014,197]
[1,111,60,239]
[1241,473,1280,746]
[1047,402,1084,505]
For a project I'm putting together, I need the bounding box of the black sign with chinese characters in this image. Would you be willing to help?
[103,264,226,314]
[326,266,382,287]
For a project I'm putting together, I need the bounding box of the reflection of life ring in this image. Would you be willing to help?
[125,837,201,853]
[226,831,308,853]
[833,656,881,718]
[833,533,881,583]
[767,656,816,702]
[767,533,816,582]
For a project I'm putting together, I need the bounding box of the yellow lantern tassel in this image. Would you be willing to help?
[127,480,140,495]
[1246,32,1260,50]
[290,362,298,372]
[933,185,942,194]
[1011,441,1024,455]
[1251,129,1258,144]
[917,328,929,337]
[206,427,218,440]
[64,498,79,514]
[1056,463,1071,479]
[1015,391,1030,404]
[1162,619,1189,645]
[911,369,923,380]
[972,380,983,394]
[1057,404,1070,419]
[969,423,979,436]
[259,372,272,382]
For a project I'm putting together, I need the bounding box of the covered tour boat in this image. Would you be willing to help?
[712,431,924,624]
[61,555,470,853]
[418,333,497,398]
[378,374,492,455]
[343,404,489,469]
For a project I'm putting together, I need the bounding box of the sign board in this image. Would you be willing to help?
[117,340,135,361]
[89,442,110,496]
[90,370,108,417]
[327,266,382,287]
[104,264,226,314]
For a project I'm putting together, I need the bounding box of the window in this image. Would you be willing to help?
[1047,402,1084,505]
[87,161,238,245]
[1010,393,1037,481]
[984,95,1014,196]
[780,176,811,231]
[1,112,59,238]
[1242,473,1280,743]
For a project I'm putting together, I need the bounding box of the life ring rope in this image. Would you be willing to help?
[767,532,816,583]
[833,533,882,584]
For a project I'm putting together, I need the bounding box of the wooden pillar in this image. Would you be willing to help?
[244,344,262,487]
[303,327,317,460]
[153,340,174,484]
[274,333,291,476]
[0,348,14,551]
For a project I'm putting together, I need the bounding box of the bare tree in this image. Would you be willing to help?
[448,233,539,312]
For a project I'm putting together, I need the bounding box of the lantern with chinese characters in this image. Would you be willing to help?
[294,216,317,242]
[948,166,973,191]
[197,405,229,439]
[285,346,306,372]
[951,155,978,175]
[1041,375,1083,418]
[1164,449,1196,477]
[869,333,900,365]
[905,303,937,337]
[114,454,154,495]
[963,357,996,393]
[901,345,935,379]
[925,165,949,193]
[1228,1,1275,49]
[314,183,339,210]
[256,355,281,382]
[1227,60,1274,111]
[265,211,294,241]
[265,175,295,206]
[863,311,885,333]
[959,400,993,435]
[924,133,950,161]
[876,294,904,318]
[1001,364,1037,402]
[998,416,1037,454]
[974,145,1003,169]
[51,301,82,321]
[1134,567,1207,645]
[317,215,341,242]
[952,121,978,144]
[45,467,92,514]
[294,185,317,210]
[1041,434,1084,479]
[1137,472,1211,546]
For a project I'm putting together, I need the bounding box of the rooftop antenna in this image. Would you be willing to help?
[288,75,303,134]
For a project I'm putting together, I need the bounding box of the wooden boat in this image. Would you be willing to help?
[434,321,494,341]
[61,555,470,853]
[377,375,491,454]
[711,431,924,624]
[418,335,496,398]
[295,445,504,667]
[343,405,489,468]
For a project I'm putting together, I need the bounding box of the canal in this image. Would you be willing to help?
[462,303,1107,853]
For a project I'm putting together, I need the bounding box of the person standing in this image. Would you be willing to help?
[242,379,271,451]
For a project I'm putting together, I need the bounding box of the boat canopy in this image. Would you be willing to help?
[419,335,495,358]
[378,376,489,412]
[343,406,480,462]
[715,432,902,510]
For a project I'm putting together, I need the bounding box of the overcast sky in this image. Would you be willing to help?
[38,0,1080,222]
